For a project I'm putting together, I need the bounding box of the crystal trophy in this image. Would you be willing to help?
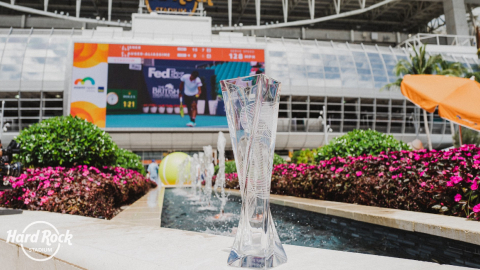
[221,74,287,268]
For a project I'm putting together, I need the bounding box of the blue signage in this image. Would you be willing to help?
[143,66,214,106]
[146,0,213,14]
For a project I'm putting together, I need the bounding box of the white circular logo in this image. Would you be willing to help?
[7,221,73,262]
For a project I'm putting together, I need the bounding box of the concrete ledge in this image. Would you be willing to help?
[111,186,165,227]
[0,210,471,270]
[225,189,480,246]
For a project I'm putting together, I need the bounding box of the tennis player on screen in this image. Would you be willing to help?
[179,71,202,127]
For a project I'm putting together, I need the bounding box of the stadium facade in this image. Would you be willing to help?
[0,0,478,154]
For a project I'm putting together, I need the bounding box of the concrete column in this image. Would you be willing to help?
[443,0,468,36]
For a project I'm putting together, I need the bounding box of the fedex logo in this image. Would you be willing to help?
[148,67,184,79]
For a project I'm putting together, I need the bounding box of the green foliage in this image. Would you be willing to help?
[225,160,237,174]
[291,149,317,164]
[114,148,145,175]
[315,129,410,161]
[273,153,286,165]
[215,155,284,174]
[15,116,118,168]
[214,160,237,175]
[383,45,466,89]
[453,128,480,148]
[464,72,480,83]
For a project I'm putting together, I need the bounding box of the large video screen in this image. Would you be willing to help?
[70,43,265,128]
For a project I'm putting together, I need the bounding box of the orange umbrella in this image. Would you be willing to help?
[401,74,480,149]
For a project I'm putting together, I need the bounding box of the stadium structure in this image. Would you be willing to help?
[0,0,478,156]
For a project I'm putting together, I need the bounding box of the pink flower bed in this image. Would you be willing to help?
[221,145,480,220]
[0,165,157,219]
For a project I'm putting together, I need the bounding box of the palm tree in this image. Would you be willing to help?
[383,45,466,89]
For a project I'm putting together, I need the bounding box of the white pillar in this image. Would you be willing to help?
[443,0,469,36]
[308,0,315,20]
[76,0,81,18]
[255,0,261,26]
[423,110,433,150]
[282,0,288,23]
[228,0,232,27]
[108,0,112,21]
[44,0,48,12]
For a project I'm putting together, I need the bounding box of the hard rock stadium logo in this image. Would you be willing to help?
[74,77,95,85]
[146,0,213,15]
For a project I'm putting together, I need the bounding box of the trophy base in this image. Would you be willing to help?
[227,248,287,269]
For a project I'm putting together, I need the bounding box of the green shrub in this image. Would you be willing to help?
[15,116,118,167]
[225,160,237,173]
[292,149,318,164]
[273,153,286,165]
[315,129,410,162]
[115,148,145,175]
[215,155,284,174]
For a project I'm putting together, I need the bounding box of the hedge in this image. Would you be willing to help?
[0,165,156,219]
[219,145,480,221]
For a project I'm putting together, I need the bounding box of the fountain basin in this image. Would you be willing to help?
[162,188,480,268]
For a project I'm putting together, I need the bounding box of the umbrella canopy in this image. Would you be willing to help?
[401,74,480,131]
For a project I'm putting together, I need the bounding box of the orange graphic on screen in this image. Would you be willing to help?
[74,43,109,68]
[70,101,106,128]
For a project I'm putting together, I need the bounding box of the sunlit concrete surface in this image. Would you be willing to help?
[0,205,474,270]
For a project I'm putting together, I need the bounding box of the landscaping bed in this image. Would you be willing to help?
[0,165,156,219]
[217,145,480,221]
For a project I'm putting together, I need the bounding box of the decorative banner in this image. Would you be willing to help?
[71,43,265,129]
[145,0,213,15]
[70,43,108,128]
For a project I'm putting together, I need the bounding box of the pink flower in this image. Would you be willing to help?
[330,166,336,171]
[24,198,31,205]
[378,172,384,177]
[356,171,362,177]
[47,190,54,196]
[473,204,480,213]
[30,192,36,197]
[54,182,61,188]
[40,196,49,205]
[471,181,478,191]
[454,194,462,202]
[420,182,426,187]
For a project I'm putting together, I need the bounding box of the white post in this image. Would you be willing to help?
[76,0,81,18]
[0,101,5,140]
[108,0,112,21]
[228,0,232,27]
[255,0,261,26]
[423,110,433,150]
[450,121,455,145]
[282,0,288,23]
[44,0,48,12]
[333,0,341,14]
[323,106,329,145]
[10,0,15,5]
[138,0,143,14]
[308,0,315,20]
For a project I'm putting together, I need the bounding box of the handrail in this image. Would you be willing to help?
[397,33,476,48]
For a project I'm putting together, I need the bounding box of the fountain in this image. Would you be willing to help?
[198,146,217,211]
[176,156,190,187]
[213,132,229,217]
[221,74,287,268]
[187,153,201,201]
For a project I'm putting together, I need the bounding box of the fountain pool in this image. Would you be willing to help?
[162,188,426,262]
